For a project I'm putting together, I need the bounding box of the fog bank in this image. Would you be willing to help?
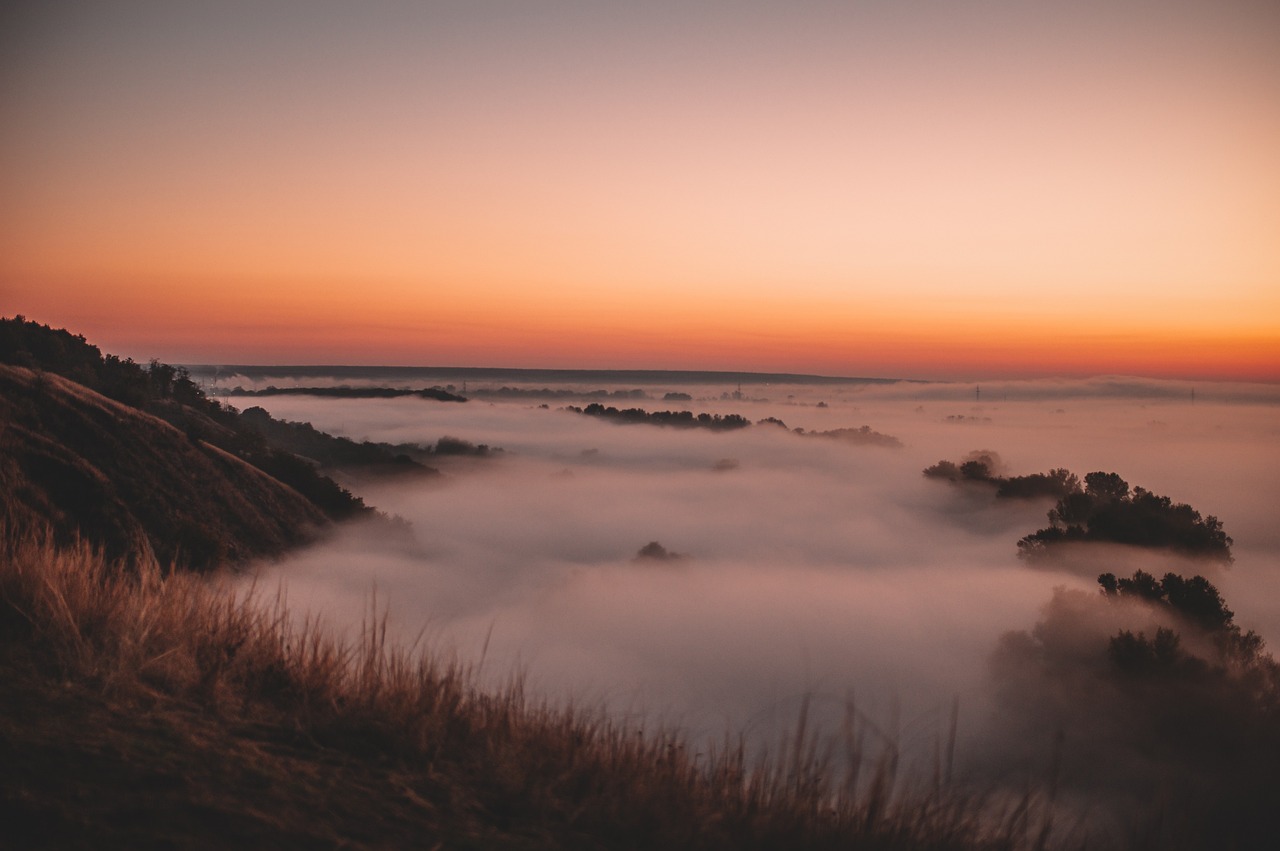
[246,376,1280,768]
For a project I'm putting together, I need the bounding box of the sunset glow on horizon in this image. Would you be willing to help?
[3,1,1277,381]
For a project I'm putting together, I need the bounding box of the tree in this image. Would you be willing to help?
[1084,471,1129,502]
[1022,474,1231,562]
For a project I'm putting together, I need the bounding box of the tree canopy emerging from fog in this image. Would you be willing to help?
[1018,471,1232,562]
[565,404,903,447]
[566,403,751,431]
[990,571,1280,848]
[797,425,903,448]
[1098,570,1264,673]
[924,452,1232,562]
[222,385,467,402]
[923,451,1078,498]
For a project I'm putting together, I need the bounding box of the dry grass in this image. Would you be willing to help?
[1,533,1056,849]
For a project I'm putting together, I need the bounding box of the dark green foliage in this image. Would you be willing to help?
[921,452,1001,484]
[994,469,1079,499]
[567,403,901,446]
[567,403,752,431]
[1108,626,1186,675]
[429,436,493,457]
[802,426,903,448]
[1084,471,1130,502]
[1019,478,1233,562]
[0,316,405,559]
[991,573,1280,849]
[1046,491,1094,527]
[921,451,1232,562]
[1098,570,1259,667]
[238,407,438,476]
[922,460,961,480]
[246,449,371,521]
[1,316,238,425]
[923,456,1077,498]
[469,386,649,401]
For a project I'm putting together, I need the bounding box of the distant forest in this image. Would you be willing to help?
[566,404,903,448]
[218,386,466,402]
[565,403,752,431]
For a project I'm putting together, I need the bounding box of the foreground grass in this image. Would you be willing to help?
[1,537,1048,849]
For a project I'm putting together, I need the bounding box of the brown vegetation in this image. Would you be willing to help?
[1,535,1049,850]
[0,365,328,571]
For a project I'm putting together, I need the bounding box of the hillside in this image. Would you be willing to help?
[0,364,330,571]
[0,316,439,570]
[0,539,1032,851]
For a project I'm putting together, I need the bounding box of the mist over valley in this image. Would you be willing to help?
[241,372,1280,789]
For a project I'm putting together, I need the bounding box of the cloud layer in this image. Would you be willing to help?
[245,378,1280,766]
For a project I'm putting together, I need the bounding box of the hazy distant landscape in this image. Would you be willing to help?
[4,1,1277,847]
[5,318,1280,848]
[235,373,1277,690]
[231,368,1280,823]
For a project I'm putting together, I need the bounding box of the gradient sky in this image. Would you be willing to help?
[2,1,1278,380]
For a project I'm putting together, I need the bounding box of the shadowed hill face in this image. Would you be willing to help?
[0,365,329,571]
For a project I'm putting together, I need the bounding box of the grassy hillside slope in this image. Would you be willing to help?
[1,365,329,571]
[0,538,1033,850]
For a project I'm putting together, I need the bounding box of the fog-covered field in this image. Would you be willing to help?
[238,374,1280,781]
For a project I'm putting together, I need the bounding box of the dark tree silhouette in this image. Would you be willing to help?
[994,468,1079,499]
[922,460,961,480]
[567,404,751,431]
[1019,473,1232,562]
[990,572,1280,848]
[634,541,684,561]
[1084,471,1130,502]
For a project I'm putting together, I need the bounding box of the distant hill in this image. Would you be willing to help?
[0,364,329,571]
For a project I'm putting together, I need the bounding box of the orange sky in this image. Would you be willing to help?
[2,1,1278,380]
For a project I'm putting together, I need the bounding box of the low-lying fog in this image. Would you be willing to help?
[241,376,1280,774]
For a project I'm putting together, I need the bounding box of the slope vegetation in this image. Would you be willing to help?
[1,365,329,571]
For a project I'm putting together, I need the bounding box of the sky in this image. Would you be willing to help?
[2,1,1278,380]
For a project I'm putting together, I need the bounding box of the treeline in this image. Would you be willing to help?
[565,403,752,431]
[239,407,496,468]
[218,385,467,402]
[923,452,1079,499]
[237,407,436,477]
[1,316,233,421]
[757,417,903,448]
[567,405,903,447]
[1018,472,1233,562]
[800,425,903,449]
[923,451,1232,561]
[1,316,378,524]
